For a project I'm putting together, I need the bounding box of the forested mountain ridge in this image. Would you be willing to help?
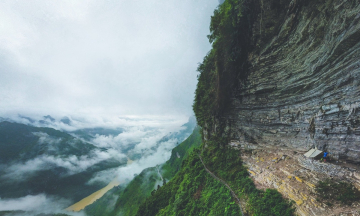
[0,117,196,215]
[0,121,125,202]
[0,121,96,164]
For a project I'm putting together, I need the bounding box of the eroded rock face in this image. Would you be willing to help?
[201,0,360,215]
[237,147,360,216]
[226,0,360,164]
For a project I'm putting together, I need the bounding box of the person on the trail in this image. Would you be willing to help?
[323,152,328,162]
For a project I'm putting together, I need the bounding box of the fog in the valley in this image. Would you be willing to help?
[0,0,220,214]
[0,115,195,213]
[0,194,85,216]
[1,116,190,182]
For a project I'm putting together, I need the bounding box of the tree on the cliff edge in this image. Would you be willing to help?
[194,0,252,127]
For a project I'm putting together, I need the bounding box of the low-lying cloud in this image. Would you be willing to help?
[1,113,189,133]
[87,121,189,184]
[2,115,192,185]
[0,194,84,216]
[91,126,148,149]
[0,114,195,216]
[88,138,178,185]
[3,149,126,181]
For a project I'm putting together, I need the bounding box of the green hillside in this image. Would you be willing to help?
[135,149,241,216]
[136,140,295,216]
[0,121,96,164]
[0,121,124,202]
[84,126,202,216]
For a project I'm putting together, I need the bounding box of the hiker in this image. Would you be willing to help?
[323,152,328,162]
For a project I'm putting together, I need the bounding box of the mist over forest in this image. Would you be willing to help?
[0,0,220,215]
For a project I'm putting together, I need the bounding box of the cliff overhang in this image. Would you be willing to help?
[197,0,360,215]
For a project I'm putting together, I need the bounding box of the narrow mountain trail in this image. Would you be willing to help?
[198,154,245,216]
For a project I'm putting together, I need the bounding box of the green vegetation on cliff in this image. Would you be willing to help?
[161,126,202,179]
[136,1,295,215]
[136,149,241,216]
[193,0,254,127]
[316,179,360,206]
[137,138,295,216]
[85,127,202,216]
[201,140,295,216]
[89,1,299,215]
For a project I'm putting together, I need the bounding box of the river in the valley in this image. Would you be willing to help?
[66,158,134,212]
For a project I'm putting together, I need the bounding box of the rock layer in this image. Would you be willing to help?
[226,0,360,163]
[235,146,360,216]
[202,0,360,215]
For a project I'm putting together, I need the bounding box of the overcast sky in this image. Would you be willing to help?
[0,0,219,120]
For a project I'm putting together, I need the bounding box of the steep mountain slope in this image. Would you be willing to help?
[0,121,96,164]
[84,127,202,216]
[193,0,360,215]
[0,117,196,215]
[136,140,295,216]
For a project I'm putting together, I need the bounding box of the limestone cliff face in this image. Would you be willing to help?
[203,0,360,215]
[229,0,360,163]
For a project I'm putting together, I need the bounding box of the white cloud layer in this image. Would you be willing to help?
[3,149,126,181]
[88,138,178,185]
[0,0,219,118]
[0,194,84,216]
[1,112,189,132]
[1,115,192,185]
[87,121,190,184]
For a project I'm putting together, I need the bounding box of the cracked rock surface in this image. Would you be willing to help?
[203,0,360,215]
[225,0,360,164]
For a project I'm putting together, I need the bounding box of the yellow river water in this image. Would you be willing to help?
[66,158,133,212]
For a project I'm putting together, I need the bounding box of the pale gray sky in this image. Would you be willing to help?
[0,0,219,120]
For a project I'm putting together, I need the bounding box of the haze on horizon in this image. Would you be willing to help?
[0,0,220,120]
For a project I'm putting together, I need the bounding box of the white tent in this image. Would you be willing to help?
[304,148,323,158]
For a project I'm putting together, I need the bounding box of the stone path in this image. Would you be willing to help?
[198,154,245,216]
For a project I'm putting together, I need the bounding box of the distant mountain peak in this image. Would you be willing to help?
[43,115,55,122]
[60,116,72,125]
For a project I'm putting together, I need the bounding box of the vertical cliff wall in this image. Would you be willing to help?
[200,0,360,215]
[230,0,360,163]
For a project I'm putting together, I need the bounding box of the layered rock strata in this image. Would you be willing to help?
[227,0,360,163]
[231,143,360,215]
[204,0,360,215]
